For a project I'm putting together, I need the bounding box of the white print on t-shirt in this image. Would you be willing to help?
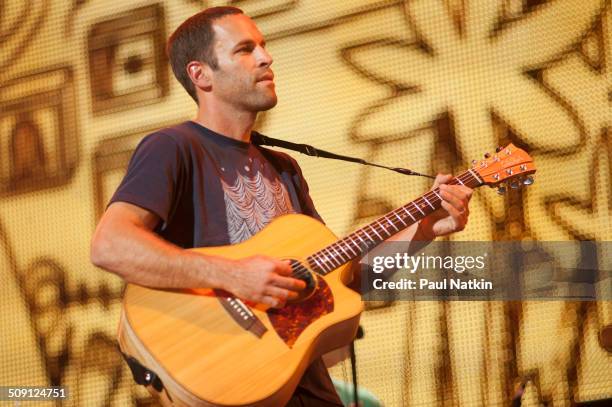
[221,171,294,243]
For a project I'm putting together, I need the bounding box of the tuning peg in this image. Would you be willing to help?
[510,180,520,189]
[523,176,534,186]
[471,159,477,166]
[497,186,506,195]
[484,152,491,158]
[496,146,504,153]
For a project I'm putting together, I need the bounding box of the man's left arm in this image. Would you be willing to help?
[349,174,473,291]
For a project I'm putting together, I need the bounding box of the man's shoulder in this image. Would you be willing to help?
[135,122,204,154]
[147,121,199,144]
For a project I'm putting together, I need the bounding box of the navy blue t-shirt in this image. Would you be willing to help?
[111,121,322,247]
[110,121,342,405]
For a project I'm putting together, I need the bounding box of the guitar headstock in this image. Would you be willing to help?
[471,144,536,193]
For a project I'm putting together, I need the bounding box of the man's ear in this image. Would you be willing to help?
[186,61,212,91]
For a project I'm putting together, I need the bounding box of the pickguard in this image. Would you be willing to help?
[266,275,334,347]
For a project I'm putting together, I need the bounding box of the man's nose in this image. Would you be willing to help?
[257,46,273,67]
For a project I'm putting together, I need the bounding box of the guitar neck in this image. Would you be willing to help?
[306,169,483,275]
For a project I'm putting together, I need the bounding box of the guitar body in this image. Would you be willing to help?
[119,214,363,406]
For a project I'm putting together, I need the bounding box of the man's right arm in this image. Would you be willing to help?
[90,201,304,307]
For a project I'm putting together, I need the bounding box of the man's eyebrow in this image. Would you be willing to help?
[233,38,266,49]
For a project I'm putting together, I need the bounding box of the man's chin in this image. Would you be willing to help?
[256,95,278,111]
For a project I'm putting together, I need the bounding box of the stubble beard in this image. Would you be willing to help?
[241,81,277,112]
[217,73,277,113]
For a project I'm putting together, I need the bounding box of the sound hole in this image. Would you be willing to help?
[287,258,316,302]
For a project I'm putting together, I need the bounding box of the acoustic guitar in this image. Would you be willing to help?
[118,144,535,406]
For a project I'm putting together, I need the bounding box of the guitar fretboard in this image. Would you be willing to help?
[306,169,482,275]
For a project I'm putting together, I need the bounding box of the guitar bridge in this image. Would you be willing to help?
[216,291,267,338]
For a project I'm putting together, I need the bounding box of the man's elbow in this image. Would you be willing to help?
[90,228,115,270]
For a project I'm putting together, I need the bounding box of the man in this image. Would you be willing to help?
[90,6,472,406]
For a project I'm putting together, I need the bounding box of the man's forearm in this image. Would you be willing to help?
[91,219,230,289]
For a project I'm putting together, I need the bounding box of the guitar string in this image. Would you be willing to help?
[295,172,477,279]
[292,171,477,279]
[293,157,523,279]
[287,171,479,281]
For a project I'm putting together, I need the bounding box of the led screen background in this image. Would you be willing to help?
[0,0,610,405]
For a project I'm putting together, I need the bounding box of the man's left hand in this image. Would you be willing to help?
[419,173,473,239]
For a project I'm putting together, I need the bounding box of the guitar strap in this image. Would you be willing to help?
[251,131,435,179]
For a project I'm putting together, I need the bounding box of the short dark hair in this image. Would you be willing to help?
[166,7,244,103]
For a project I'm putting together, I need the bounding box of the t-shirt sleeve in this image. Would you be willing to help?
[109,132,184,225]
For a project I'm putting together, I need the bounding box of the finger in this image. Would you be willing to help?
[441,201,468,231]
[260,295,282,308]
[449,186,471,212]
[272,275,306,291]
[273,259,293,276]
[444,185,473,204]
[265,286,298,301]
[458,185,474,201]
[433,173,453,189]
[441,200,465,226]
[439,186,466,212]
[440,184,470,204]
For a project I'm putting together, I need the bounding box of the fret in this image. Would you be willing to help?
[355,232,368,249]
[402,206,416,221]
[412,201,426,216]
[369,225,383,240]
[334,244,350,260]
[314,254,332,273]
[324,248,343,266]
[361,229,374,242]
[329,245,343,262]
[340,243,353,257]
[456,177,465,186]
[384,215,399,231]
[330,243,351,261]
[347,235,360,254]
[320,248,339,267]
[343,239,358,256]
[433,190,442,200]
[393,211,407,226]
[311,255,325,272]
[377,220,390,235]
[422,196,435,210]
[317,252,334,270]
[467,168,482,184]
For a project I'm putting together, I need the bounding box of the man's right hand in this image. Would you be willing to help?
[222,256,306,308]
[92,203,306,303]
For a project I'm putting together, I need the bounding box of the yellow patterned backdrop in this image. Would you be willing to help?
[0,0,610,406]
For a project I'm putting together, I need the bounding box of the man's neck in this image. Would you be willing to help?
[194,102,257,143]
